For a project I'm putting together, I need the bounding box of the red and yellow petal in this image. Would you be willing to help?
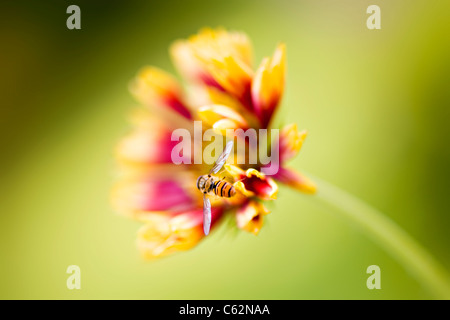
[137,207,224,259]
[116,128,187,166]
[198,104,249,135]
[201,86,261,128]
[278,124,308,163]
[242,169,278,200]
[207,56,253,106]
[130,66,192,120]
[224,163,246,179]
[136,213,200,259]
[171,28,254,109]
[170,28,253,83]
[236,201,270,235]
[274,167,316,194]
[225,165,278,200]
[111,173,200,218]
[251,43,286,127]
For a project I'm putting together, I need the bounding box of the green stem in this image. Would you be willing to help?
[309,174,450,299]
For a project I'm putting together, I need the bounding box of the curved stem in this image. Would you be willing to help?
[308,174,450,299]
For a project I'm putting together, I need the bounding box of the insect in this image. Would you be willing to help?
[197,141,236,236]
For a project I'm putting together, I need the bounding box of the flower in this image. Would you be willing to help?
[112,28,316,259]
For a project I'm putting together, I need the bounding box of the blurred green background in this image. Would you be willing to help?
[1,0,449,299]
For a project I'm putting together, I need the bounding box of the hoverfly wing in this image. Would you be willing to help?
[203,194,212,236]
[210,140,234,174]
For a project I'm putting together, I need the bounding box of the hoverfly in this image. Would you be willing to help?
[196,141,236,235]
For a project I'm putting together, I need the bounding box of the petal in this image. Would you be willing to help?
[201,86,262,129]
[212,119,241,136]
[126,107,194,135]
[170,40,201,83]
[170,28,253,82]
[251,43,286,127]
[208,56,253,105]
[137,207,224,259]
[234,181,255,198]
[136,212,201,259]
[198,104,249,136]
[242,169,278,200]
[278,124,308,162]
[130,66,192,120]
[198,105,248,127]
[116,128,185,165]
[170,28,254,109]
[226,166,278,200]
[170,39,225,91]
[224,164,246,180]
[273,167,317,194]
[236,201,270,235]
[111,173,199,217]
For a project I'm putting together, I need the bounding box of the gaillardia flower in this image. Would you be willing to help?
[112,28,316,259]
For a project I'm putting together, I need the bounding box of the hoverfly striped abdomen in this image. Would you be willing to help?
[214,179,236,198]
